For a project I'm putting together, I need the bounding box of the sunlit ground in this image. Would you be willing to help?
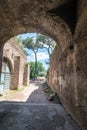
[0,83,39,102]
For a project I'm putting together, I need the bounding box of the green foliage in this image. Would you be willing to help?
[23,36,42,80]
[14,36,28,55]
[29,62,46,79]
[29,62,35,79]
[22,36,41,53]
[37,34,56,58]
[14,33,56,80]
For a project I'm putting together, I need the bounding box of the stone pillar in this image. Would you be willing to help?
[23,64,30,86]
[10,56,21,89]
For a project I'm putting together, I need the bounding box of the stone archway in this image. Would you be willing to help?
[0,0,87,129]
[0,0,72,49]
[3,57,13,74]
[0,1,73,81]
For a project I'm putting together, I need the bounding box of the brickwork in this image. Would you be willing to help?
[11,56,20,89]
[23,64,30,86]
[3,39,29,89]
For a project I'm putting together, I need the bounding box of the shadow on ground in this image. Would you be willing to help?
[0,81,81,130]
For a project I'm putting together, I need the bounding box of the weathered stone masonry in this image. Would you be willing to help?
[47,1,87,129]
[0,0,87,129]
[2,39,29,90]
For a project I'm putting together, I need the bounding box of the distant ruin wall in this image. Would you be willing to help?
[3,39,29,89]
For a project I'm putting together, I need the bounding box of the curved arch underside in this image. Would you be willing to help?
[3,57,13,74]
[0,1,87,129]
[0,0,73,51]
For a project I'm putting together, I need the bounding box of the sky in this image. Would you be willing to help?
[18,33,37,39]
[17,33,49,70]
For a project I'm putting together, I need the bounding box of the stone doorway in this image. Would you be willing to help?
[0,58,11,92]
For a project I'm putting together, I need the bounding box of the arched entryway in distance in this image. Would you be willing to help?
[0,1,73,86]
[0,57,13,92]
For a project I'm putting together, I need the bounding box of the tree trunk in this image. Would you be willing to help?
[0,45,3,83]
[47,48,51,59]
[34,52,37,80]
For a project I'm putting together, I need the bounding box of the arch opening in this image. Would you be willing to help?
[0,1,87,129]
[0,57,12,92]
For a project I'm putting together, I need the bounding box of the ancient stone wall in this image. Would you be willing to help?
[47,1,87,128]
[0,0,87,129]
[48,42,87,130]
[11,56,20,89]
[3,39,29,89]
[23,64,30,86]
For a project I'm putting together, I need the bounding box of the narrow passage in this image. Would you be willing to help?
[0,81,81,130]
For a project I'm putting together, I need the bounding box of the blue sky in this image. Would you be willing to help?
[18,33,37,39]
[18,33,49,70]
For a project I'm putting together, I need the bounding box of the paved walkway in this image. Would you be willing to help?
[0,81,50,103]
[0,81,81,130]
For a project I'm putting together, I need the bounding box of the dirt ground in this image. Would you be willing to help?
[0,80,81,130]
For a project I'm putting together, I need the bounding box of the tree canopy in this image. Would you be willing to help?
[15,33,56,80]
[14,36,28,55]
[23,36,40,80]
[36,34,55,58]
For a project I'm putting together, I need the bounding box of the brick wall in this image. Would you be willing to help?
[3,38,29,89]
[23,64,30,86]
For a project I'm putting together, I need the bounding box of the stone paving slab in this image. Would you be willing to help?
[0,102,81,130]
